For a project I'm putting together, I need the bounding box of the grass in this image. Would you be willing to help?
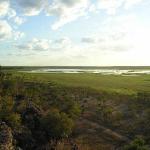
[13,72,150,95]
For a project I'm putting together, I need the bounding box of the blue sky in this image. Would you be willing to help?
[0,0,150,66]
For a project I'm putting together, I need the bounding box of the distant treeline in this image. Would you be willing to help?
[1,65,150,71]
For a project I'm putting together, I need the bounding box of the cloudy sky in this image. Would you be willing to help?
[0,0,150,66]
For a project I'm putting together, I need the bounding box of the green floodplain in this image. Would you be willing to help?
[13,71,150,94]
[3,65,150,94]
[0,66,150,150]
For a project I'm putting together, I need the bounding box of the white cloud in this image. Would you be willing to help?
[13,31,25,40]
[14,16,26,25]
[81,37,96,43]
[14,14,147,63]
[79,14,150,65]
[16,0,48,16]
[31,38,51,51]
[96,0,145,15]
[15,37,73,53]
[14,13,150,66]
[54,37,72,47]
[7,8,16,19]
[0,0,9,16]
[124,0,143,9]
[80,14,138,55]
[16,38,51,51]
[0,0,145,31]
[0,20,25,41]
[0,20,12,40]
[97,0,124,15]
[46,0,90,30]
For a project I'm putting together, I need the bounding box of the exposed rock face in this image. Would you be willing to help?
[0,122,14,150]
[21,102,46,148]
[22,102,43,130]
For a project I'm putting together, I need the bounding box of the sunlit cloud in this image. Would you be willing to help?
[0,0,10,16]
[46,0,90,30]
[0,20,12,40]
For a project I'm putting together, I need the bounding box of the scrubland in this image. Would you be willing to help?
[0,68,150,149]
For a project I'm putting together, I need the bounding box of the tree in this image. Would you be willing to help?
[124,138,150,150]
[42,109,74,140]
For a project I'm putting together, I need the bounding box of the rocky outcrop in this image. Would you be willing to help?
[22,102,43,130]
[0,122,14,150]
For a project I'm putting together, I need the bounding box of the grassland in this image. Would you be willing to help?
[14,72,150,94]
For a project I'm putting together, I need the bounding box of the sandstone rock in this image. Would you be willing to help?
[0,122,14,150]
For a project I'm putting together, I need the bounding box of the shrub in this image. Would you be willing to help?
[42,108,74,139]
[124,138,150,150]
[0,96,21,128]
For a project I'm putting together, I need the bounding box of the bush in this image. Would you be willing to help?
[0,96,21,128]
[54,96,81,119]
[124,138,150,150]
[42,108,74,139]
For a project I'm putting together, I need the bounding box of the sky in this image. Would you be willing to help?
[0,0,150,66]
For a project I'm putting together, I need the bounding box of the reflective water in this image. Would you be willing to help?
[20,68,150,75]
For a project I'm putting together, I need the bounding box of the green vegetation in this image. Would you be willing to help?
[124,138,150,150]
[13,72,150,94]
[0,69,81,149]
[42,109,74,139]
[0,67,150,149]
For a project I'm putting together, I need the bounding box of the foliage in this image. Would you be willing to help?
[0,70,82,149]
[123,138,150,150]
[42,108,74,139]
[0,96,21,127]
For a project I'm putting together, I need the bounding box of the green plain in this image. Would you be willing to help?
[14,72,150,95]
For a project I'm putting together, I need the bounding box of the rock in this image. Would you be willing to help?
[0,122,14,150]
[22,102,43,130]
[22,102,46,146]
